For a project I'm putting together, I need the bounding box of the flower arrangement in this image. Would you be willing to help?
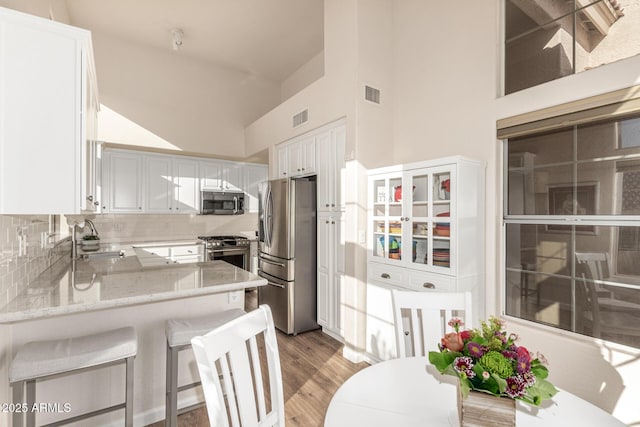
[428,316,558,406]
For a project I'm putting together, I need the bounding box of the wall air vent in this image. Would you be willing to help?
[365,85,381,104]
[293,109,309,128]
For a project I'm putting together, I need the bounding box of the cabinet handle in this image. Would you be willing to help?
[139,207,142,210]
[326,220,329,224]
[283,172,287,175]
[331,221,335,224]
[188,250,193,253]
[87,195,94,202]
[94,201,100,206]
[331,203,335,207]
[302,168,305,171]
[169,207,172,210]
[404,331,410,336]
[423,282,436,289]
[381,273,390,279]
[326,204,329,207]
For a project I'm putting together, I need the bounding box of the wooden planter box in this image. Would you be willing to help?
[457,383,516,427]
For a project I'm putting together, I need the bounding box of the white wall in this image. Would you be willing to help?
[92,31,282,158]
[245,0,358,157]
[280,50,325,102]
[0,0,70,23]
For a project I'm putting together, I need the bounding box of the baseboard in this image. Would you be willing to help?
[102,394,203,427]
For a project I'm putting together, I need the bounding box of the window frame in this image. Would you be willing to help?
[500,89,640,348]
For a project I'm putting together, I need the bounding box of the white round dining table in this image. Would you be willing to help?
[324,357,626,427]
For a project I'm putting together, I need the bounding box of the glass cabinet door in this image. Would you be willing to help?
[431,171,451,269]
[371,175,403,262]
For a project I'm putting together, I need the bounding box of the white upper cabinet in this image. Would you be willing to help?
[103,150,144,213]
[146,156,173,213]
[104,150,200,214]
[276,135,317,178]
[172,158,199,213]
[201,160,242,192]
[0,8,98,214]
[317,125,346,212]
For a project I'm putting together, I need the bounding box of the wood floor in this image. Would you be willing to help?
[147,289,369,427]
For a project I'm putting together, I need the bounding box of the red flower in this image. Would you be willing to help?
[441,332,464,352]
[516,346,531,362]
[460,330,471,340]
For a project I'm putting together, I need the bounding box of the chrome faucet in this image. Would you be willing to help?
[71,220,99,259]
[85,219,99,237]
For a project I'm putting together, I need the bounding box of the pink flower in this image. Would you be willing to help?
[460,330,471,340]
[517,346,531,362]
[448,318,464,332]
[441,332,464,352]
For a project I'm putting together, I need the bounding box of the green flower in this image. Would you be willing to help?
[479,351,514,379]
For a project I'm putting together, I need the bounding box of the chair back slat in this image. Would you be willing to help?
[392,290,473,358]
[191,305,285,427]
[248,336,267,420]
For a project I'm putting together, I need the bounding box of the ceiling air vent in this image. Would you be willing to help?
[293,109,309,128]
[365,85,381,104]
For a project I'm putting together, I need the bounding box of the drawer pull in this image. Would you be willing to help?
[381,273,390,279]
[404,331,410,336]
[423,282,435,289]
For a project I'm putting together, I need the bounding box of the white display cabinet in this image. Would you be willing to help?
[366,156,485,362]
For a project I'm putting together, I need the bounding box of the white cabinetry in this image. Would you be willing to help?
[172,158,199,213]
[104,150,200,214]
[103,150,144,213]
[317,125,346,212]
[275,135,317,178]
[201,160,242,191]
[134,243,204,267]
[146,156,173,213]
[317,212,344,337]
[0,8,98,214]
[366,156,485,362]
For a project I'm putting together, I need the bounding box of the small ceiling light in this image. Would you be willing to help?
[171,28,183,51]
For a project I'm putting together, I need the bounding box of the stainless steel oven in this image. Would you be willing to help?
[198,235,251,270]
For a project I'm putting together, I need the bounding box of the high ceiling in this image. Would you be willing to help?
[65,0,324,82]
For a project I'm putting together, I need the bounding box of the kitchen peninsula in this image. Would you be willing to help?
[0,244,266,426]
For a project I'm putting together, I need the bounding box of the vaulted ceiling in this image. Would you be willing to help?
[65,0,324,83]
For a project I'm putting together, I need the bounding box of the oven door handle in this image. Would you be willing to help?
[233,196,238,214]
[259,256,285,268]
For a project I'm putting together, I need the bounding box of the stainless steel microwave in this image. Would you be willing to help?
[201,191,245,215]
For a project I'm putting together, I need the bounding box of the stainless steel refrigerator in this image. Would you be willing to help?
[258,177,318,335]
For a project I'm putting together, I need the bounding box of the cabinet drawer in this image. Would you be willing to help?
[172,255,203,264]
[367,263,408,288]
[408,271,455,292]
[171,245,203,257]
[134,246,171,258]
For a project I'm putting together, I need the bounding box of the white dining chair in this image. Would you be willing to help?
[391,289,473,358]
[191,304,285,427]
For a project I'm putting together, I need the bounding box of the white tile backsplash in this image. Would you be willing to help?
[0,215,69,308]
[84,213,259,242]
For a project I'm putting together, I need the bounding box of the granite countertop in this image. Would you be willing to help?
[0,243,266,323]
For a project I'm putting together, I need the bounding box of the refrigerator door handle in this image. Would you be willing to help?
[259,257,285,268]
[266,281,285,289]
[266,186,274,248]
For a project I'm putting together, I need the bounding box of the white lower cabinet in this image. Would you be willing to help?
[317,212,344,337]
[366,262,454,362]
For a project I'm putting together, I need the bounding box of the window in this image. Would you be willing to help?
[504,0,640,94]
[503,107,640,348]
